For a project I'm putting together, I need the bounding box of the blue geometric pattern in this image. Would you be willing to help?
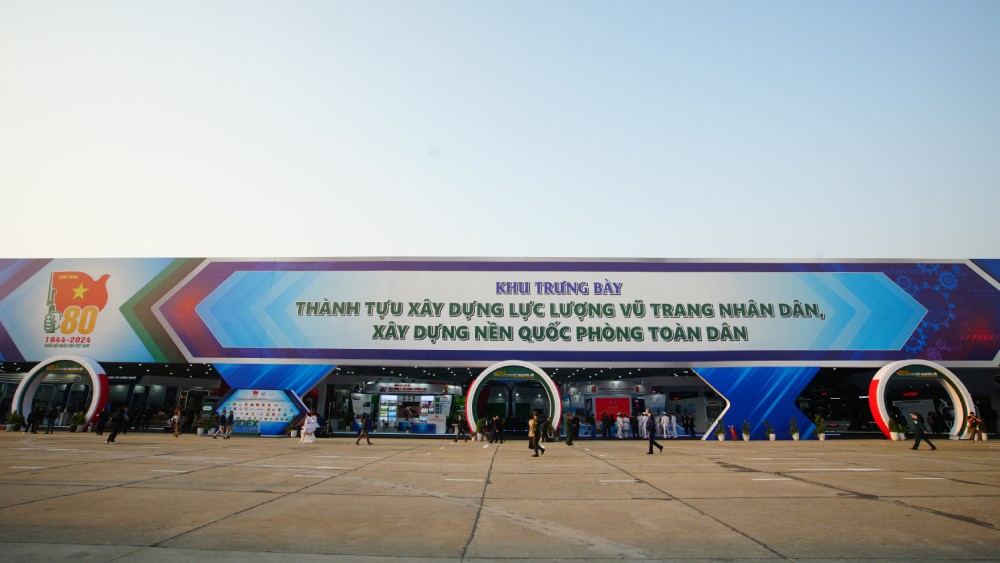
[797,273,925,350]
[213,363,335,397]
[696,366,820,440]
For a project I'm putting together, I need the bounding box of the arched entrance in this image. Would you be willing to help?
[465,361,562,434]
[869,360,974,439]
[12,356,108,427]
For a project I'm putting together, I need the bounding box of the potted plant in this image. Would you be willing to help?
[763,420,775,441]
[199,414,217,436]
[286,418,300,438]
[813,414,827,441]
[475,418,486,441]
[5,410,20,432]
[741,420,752,441]
[789,417,800,441]
[889,420,906,442]
[714,419,726,441]
[68,412,86,432]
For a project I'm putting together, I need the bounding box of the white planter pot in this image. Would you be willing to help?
[196,428,205,436]
[768,434,776,441]
[897,432,907,441]
[290,430,299,438]
[817,433,826,441]
[792,432,800,441]
[716,434,725,441]
[742,433,750,441]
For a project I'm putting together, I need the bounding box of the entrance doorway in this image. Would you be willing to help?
[466,361,561,436]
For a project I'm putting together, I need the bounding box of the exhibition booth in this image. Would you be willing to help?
[350,382,463,435]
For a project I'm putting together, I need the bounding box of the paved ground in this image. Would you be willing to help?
[0,430,997,562]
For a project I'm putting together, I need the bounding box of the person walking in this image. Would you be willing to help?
[225,409,235,438]
[454,413,469,442]
[106,408,125,444]
[528,412,545,457]
[213,409,228,439]
[645,409,664,454]
[95,407,110,436]
[566,413,580,446]
[667,413,678,439]
[910,412,937,451]
[601,412,611,439]
[355,413,372,445]
[172,406,182,437]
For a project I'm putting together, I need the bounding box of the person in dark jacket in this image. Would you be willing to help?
[489,415,504,444]
[106,409,125,444]
[910,413,937,451]
[682,413,696,438]
[45,406,59,434]
[454,414,469,442]
[94,407,110,436]
[645,409,664,454]
[25,407,42,433]
[566,413,581,446]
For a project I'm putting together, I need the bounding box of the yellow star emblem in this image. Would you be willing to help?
[72,283,89,300]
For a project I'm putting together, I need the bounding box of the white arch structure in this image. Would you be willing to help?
[12,356,108,427]
[465,360,562,434]
[869,359,974,440]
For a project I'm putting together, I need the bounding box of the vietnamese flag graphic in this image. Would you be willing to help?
[51,271,111,312]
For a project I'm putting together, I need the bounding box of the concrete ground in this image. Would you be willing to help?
[0,431,997,562]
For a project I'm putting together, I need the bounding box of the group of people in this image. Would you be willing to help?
[908,411,988,450]
[453,414,512,447]
[601,411,695,439]
[20,406,61,434]
[211,408,235,439]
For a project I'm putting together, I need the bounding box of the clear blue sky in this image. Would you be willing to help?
[1,1,997,259]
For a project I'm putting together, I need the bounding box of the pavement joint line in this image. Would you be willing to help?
[146,444,415,550]
[0,437,332,513]
[150,469,187,473]
[765,456,1000,533]
[786,468,885,471]
[577,445,786,559]
[458,436,499,560]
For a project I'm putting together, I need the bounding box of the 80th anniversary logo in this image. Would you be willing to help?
[41,270,110,349]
